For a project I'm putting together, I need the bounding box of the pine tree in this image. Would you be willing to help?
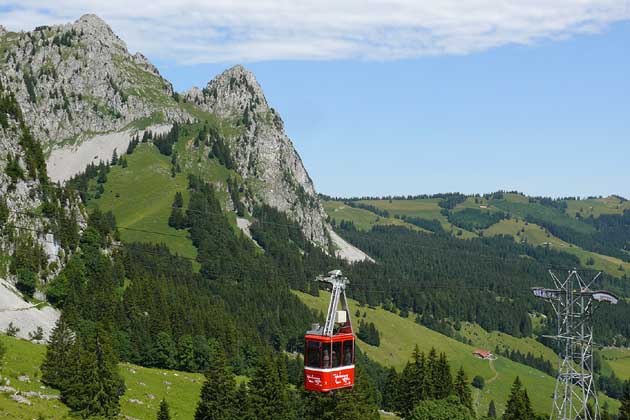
[487,400,497,418]
[433,352,453,399]
[0,339,6,365]
[194,347,237,420]
[409,396,473,420]
[62,326,123,418]
[152,332,176,369]
[454,367,472,412]
[177,334,196,371]
[382,367,401,412]
[619,380,630,420]
[503,377,534,420]
[157,398,171,420]
[41,316,75,389]
[334,366,380,420]
[248,353,291,420]
[234,382,251,420]
[174,192,184,208]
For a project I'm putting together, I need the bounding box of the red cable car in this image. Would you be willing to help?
[304,270,355,392]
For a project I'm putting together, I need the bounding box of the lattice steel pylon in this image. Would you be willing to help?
[533,270,619,420]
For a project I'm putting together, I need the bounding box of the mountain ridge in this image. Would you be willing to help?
[0,14,333,249]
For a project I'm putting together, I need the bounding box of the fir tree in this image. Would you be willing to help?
[0,339,5,365]
[382,367,401,412]
[248,353,292,420]
[334,366,380,420]
[619,380,630,420]
[41,316,75,389]
[454,366,472,412]
[488,400,497,418]
[234,382,251,420]
[177,334,196,371]
[157,399,171,420]
[433,352,453,399]
[194,347,237,420]
[502,377,534,420]
[62,326,124,418]
[409,396,473,420]
[152,332,176,369]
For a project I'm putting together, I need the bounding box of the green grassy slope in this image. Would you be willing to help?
[484,218,630,276]
[0,334,398,420]
[0,334,211,420]
[602,348,630,380]
[295,291,619,417]
[459,323,558,365]
[565,197,630,219]
[89,118,243,265]
[323,201,426,232]
[349,199,477,238]
[89,144,198,262]
[325,195,629,277]
[490,194,595,235]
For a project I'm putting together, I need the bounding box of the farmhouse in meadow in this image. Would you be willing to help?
[473,349,494,360]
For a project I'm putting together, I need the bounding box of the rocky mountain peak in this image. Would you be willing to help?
[0,25,6,36]
[0,14,185,146]
[72,14,126,50]
[185,65,270,119]
[184,65,329,247]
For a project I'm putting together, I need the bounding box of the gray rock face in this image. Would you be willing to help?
[0,78,83,282]
[2,15,329,249]
[0,14,187,147]
[185,66,330,247]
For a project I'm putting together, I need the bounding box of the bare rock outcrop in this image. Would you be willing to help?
[185,66,330,247]
[0,14,188,147]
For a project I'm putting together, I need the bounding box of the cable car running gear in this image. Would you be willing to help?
[304,270,355,392]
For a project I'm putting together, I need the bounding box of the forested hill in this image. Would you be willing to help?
[324,193,630,275]
[323,193,630,344]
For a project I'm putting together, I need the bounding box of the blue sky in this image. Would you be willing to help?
[161,23,630,198]
[2,2,630,198]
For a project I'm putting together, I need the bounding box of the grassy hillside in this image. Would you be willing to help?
[349,199,477,238]
[89,144,198,262]
[484,218,630,276]
[459,323,558,365]
[323,201,426,232]
[602,348,630,380]
[295,291,620,417]
[89,119,243,267]
[490,196,595,235]
[565,196,630,219]
[0,334,210,420]
[324,194,629,277]
[0,334,399,420]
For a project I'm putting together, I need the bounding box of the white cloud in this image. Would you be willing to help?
[1,0,629,63]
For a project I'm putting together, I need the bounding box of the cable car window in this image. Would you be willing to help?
[322,342,332,368]
[332,341,342,368]
[342,340,354,366]
[306,341,321,368]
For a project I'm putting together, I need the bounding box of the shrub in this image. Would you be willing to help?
[472,375,485,389]
[16,269,37,297]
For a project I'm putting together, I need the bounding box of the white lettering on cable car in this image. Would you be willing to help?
[333,373,351,386]
[306,374,322,386]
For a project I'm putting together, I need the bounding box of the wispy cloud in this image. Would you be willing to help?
[2,1,630,63]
